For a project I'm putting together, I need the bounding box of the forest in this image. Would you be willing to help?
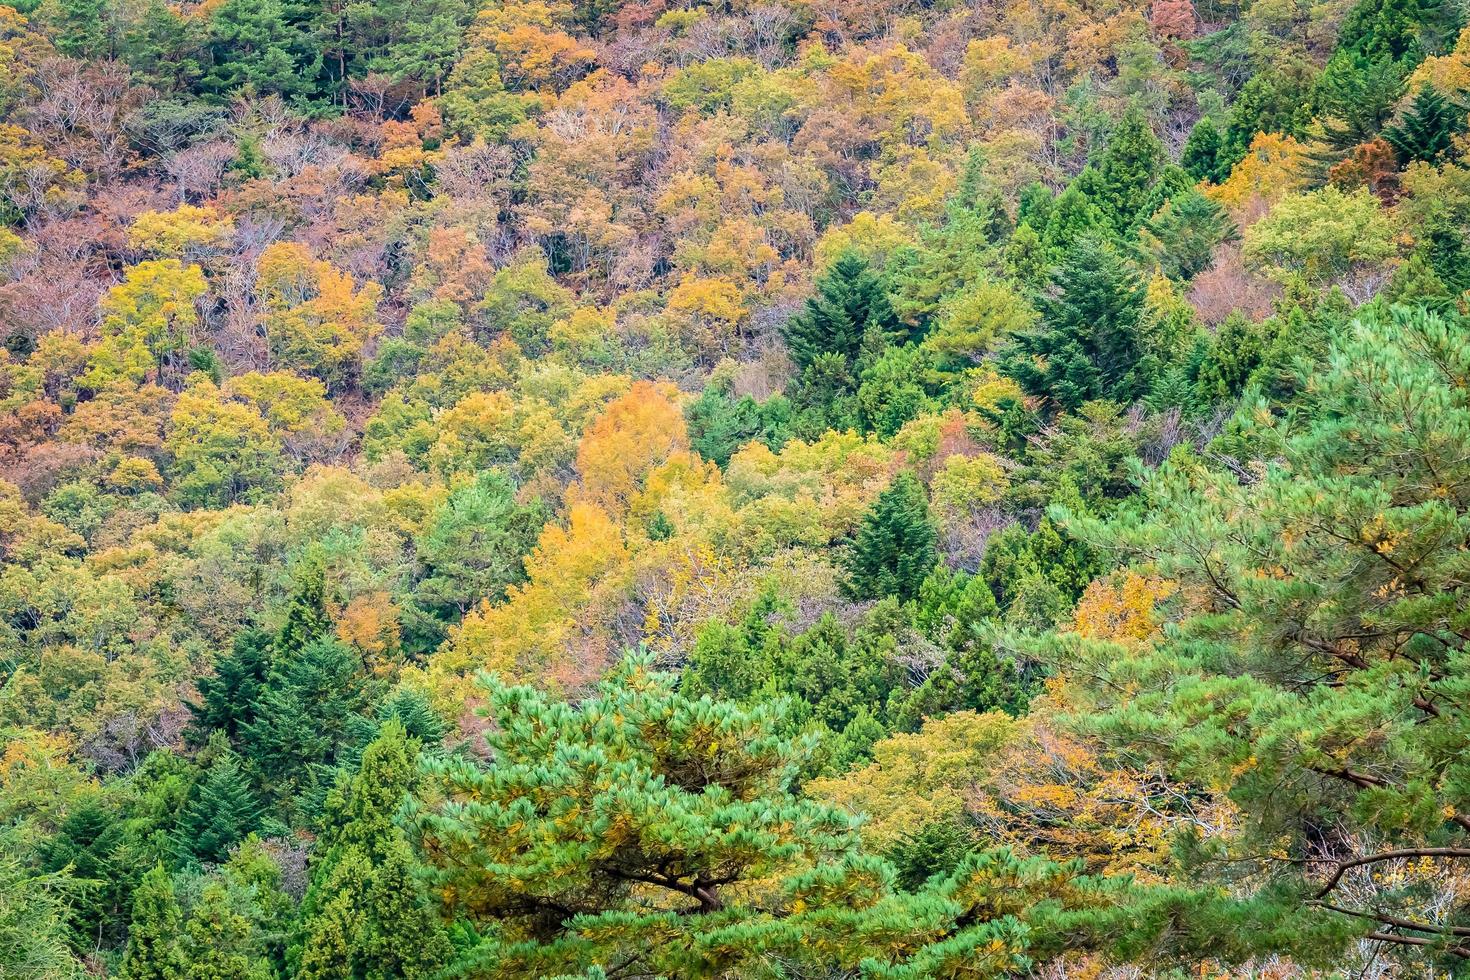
[1,0,1469,975]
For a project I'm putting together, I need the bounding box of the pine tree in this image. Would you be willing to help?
[409,653,1121,977]
[843,471,939,603]
[1385,85,1468,163]
[179,744,263,864]
[1002,237,1148,412]
[204,0,324,104]
[118,865,186,980]
[1057,305,1470,962]
[781,251,901,371]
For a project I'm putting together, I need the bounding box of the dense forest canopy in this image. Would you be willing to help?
[2,0,1470,975]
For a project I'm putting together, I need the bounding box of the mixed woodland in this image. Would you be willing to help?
[3,0,1470,975]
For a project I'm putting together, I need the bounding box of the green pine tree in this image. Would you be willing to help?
[843,471,939,603]
[1180,116,1226,183]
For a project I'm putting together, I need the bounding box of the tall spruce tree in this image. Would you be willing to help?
[1002,236,1148,412]
[1077,106,1166,233]
[781,251,901,371]
[186,628,273,745]
[843,471,939,603]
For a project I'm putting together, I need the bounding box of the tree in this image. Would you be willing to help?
[1002,237,1149,412]
[118,864,186,980]
[294,721,450,980]
[1385,85,1469,163]
[0,831,85,980]
[1140,190,1239,280]
[413,470,546,620]
[1077,106,1165,233]
[1180,116,1227,183]
[178,882,272,980]
[255,243,383,391]
[82,260,209,390]
[187,629,273,744]
[1242,185,1397,283]
[178,743,262,864]
[843,471,938,603]
[239,637,365,811]
[1058,306,1470,966]
[781,251,902,372]
[410,653,1123,978]
[204,0,322,104]
[165,376,286,509]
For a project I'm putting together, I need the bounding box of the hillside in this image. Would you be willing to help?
[3,0,1470,976]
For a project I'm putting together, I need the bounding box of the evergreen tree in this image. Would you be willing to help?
[1002,237,1149,412]
[1337,0,1450,62]
[1077,106,1165,233]
[1310,53,1407,152]
[178,743,262,864]
[1042,182,1111,258]
[1059,306,1470,960]
[118,865,185,980]
[186,628,273,744]
[1141,190,1239,280]
[408,653,1121,977]
[204,0,323,104]
[781,251,901,371]
[294,721,450,980]
[413,470,547,620]
[276,555,332,656]
[1385,85,1468,163]
[1180,116,1226,183]
[843,471,939,603]
[178,883,272,980]
[239,637,366,809]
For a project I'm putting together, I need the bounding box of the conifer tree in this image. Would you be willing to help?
[276,555,332,656]
[843,471,939,603]
[186,628,273,744]
[1141,190,1239,280]
[294,721,450,980]
[1078,106,1166,233]
[781,251,901,371]
[1385,86,1468,163]
[409,654,1129,977]
[118,865,186,980]
[1003,237,1148,412]
[239,637,366,808]
[178,883,272,980]
[179,743,263,864]
[1058,306,1470,963]
[1180,116,1226,183]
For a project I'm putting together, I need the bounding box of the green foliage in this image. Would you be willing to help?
[843,472,939,603]
[0,831,85,980]
[782,251,902,372]
[178,742,262,864]
[1002,237,1149,412]
[1140,190,1238,280]
[1060,305,1470,955]
[118,864,186,980]
[1385,85,1469,163]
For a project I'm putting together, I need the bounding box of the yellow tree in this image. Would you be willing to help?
[256,242,383,391]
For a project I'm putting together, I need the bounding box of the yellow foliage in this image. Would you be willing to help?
[575,380,690,516]
[1205,132,1307,215]
[1069,571,1178,643]
[128,204,234,258]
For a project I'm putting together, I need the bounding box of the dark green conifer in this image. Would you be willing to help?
[1385,85,1468,163]
[781,251,901,371]
[843,472,939,603]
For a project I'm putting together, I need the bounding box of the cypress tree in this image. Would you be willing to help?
[781,251,901,371]
[294,721,450,980]
[118,865,186,980]
[843,471,939,603]
[1078,105,1166,232]
[1180,116,1225,183]
[178,883,272,980]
